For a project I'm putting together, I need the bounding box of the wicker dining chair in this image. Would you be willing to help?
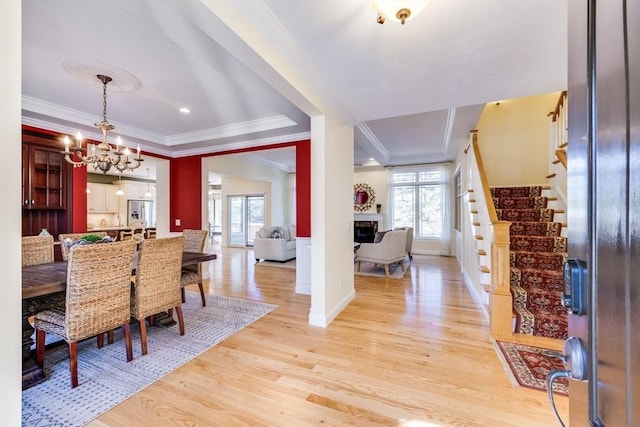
[180,229,208,307]
[22,235,54,267]
[58,232,108,261]
[131,236,185,355]
[34,240,137,388]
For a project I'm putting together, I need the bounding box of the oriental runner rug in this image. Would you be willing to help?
[493,339,569,396]
[22,293,277,427]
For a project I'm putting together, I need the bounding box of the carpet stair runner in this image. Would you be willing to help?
[491,186,568,339]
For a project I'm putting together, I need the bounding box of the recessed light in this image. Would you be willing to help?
[179,107,190,114]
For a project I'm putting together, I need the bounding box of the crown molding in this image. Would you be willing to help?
[165,115,297,146]
[356,121,390,164]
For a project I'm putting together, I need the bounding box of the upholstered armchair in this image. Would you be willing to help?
[395,226,414,260]
[356,229,408,277]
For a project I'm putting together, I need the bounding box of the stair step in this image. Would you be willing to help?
[496,208,555,222]
[552,159,561,164]
[559,142,568,148]
[546,173,556,179]
[470,210,478,214]
[483,284,491,293]
[476,249,487,256]
[475,235,484,240]
[473,222,481,226]
[480,266,490,274]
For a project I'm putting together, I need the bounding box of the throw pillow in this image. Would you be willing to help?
[374,230,388,243]
[272,229,284,239]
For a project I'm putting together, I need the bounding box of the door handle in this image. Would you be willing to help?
[547,336,588,426]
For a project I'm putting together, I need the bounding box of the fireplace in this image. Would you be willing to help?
[354,220,378,243]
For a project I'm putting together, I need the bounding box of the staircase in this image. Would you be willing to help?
[491,186,568,339]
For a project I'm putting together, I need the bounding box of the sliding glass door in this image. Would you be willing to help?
[227,195,264,247]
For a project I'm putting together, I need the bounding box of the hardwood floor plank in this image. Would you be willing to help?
[88,249,568,426]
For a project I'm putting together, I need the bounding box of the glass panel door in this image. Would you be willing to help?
[227,194,264,247]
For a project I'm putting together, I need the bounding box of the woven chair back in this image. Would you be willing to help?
[59,232,108,261]
[183,229,208,252]
[22,235,54,267]
[132,236,185,319]
[182,229,208,278]
[65,240,137,342]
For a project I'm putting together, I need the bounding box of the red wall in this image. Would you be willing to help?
[169,156,202,232]
[295,141,311,237]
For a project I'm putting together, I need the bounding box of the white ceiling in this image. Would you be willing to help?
[21,0,567,177]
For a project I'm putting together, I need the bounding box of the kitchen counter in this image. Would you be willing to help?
[87,226,132,232]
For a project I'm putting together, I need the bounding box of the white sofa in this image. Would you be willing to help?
[254,224,297,262]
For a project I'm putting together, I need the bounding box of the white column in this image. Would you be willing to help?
[1,0,23,423]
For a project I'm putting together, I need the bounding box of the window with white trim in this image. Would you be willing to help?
[389,164,450,240]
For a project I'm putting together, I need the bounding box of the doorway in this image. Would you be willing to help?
[227,195,265,247]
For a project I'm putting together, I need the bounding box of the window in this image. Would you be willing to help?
[454,167,462,232]
[389,164,451,242]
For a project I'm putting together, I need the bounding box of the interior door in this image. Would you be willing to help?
[566,0,640,425]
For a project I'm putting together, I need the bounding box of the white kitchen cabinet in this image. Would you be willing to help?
[125,181,154,200]
[87,183,121,213]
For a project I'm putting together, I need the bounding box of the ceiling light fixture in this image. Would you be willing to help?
[63,74,144,174]
[373,0,431,25]
[144,168,153,198]
[179,107,191,113]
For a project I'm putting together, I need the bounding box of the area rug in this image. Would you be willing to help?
[255,258,296,269]
[493,339,569,395]
[22,292,277,427]
[354,258,411,279]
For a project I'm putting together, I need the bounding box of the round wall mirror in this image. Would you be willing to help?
[353,183,375,212]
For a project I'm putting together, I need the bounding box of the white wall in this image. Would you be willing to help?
[476,92,561,186]
[353,167,387,218]
[1,0,22,423]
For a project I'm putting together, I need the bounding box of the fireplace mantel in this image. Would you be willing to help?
[354,213,385,228]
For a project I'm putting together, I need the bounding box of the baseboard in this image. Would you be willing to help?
[462,268,490,325]
[308,288,355,327]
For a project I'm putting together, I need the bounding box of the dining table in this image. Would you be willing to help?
[21,251,217,390]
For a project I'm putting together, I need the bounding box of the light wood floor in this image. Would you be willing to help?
[90,247,568,426]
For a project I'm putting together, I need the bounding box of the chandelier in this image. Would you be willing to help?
[63,74,143,174]
[373,1,431,25]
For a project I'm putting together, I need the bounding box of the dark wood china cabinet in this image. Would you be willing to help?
[21,130,73,239]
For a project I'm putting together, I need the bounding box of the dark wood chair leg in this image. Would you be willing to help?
[122,322,133,362]
[69,341,78,388]
[175,306,185,336]
[180,287,186,303]
[108,329,114,344]
[97,333,104,348]
[198,282,206,307]
[139,318,148,356]
[35,329,46,367]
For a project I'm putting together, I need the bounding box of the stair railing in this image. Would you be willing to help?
[547,91,568,204]
[463,131,513,338]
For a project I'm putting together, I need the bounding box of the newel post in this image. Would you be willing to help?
[490,220,512,338]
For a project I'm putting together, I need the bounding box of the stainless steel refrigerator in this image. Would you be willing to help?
[127,199,155,228]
